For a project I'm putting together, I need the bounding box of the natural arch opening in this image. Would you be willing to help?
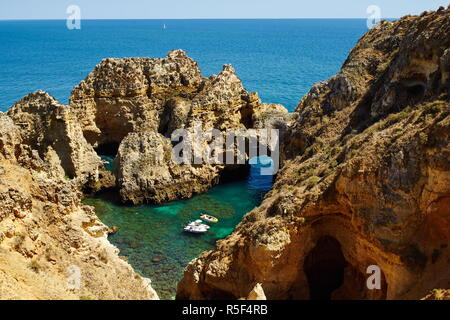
[95,142,120,157]
[304,236,347,300]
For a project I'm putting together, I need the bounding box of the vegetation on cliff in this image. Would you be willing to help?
[177,8,450,300]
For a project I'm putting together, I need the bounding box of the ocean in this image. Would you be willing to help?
[0,19,367,112]
[0,19,368,299]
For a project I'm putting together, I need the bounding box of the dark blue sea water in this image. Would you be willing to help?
[0,19,367,112]
[0,19,368,299]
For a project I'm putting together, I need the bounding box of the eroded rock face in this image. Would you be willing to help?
[0,115,158,300]
[6,91,101,189]
[70,49,204,147]
[187,65,256,130]
[1,44,288,298]
[177,9,450,300]
[0,113,21,161]
[116,131,220,205]
[69,50,287,204]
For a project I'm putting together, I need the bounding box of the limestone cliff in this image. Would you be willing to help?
[177,8,450,300]
[70,50,204,148]
[0,113,158,300]
[116,131,220,205]
[6,91,102,189]
[69,49,287,204]
[0,49,287,298]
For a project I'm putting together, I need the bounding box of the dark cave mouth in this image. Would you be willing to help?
[95,142,120,157]
[304,236,347,300]
[404,82,426,98]
[303,235,388,300]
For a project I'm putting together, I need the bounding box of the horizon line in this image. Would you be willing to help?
[0,17,400,21]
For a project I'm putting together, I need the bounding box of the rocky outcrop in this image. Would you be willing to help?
[247,283,267,300]
[252,103,290,129]
[421,289,450,300]
[184,65,259,130]
[1,47,289,298]
[6,91,102,189]
[0,47,289,298]
[0,114,158,300]
[116,131,220,205]
[177,8,450,300]
[71,50,284,146]
[70,50,287,204]
[70,50,204,148]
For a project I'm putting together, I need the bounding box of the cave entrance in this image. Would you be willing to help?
[304,236,347,300]
[95,142,120,157]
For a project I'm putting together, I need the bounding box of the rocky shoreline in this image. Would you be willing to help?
[0,49,286,299]
[0,113,158,299]
[1,8,449,300]
[177,8,450,300]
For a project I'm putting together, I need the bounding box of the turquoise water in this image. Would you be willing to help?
[84,161,273,299]
[0,19,367,112]
[100,155,115,172]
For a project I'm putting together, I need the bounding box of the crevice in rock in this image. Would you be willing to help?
[302,233,388,300]
[239,104,255,129]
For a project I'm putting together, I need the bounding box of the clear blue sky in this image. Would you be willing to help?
[0,0,448,19]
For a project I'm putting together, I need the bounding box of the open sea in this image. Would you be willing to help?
[0,19,368,299]
[0,19,368,112]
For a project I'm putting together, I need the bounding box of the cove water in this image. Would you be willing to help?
[84,158,274,299]
[0,19,368,299]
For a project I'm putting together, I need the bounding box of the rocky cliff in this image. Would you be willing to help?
[1,50,286,298]
[0,113,158,299]
[177,8,450,300]
[115,130,220,205]
[69,49,287,204]
[6,91,103,190]
[70,50,204,148]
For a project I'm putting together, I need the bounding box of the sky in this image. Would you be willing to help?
[0,0,448,19]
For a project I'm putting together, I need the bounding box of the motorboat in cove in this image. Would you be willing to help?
[184,220,210,234]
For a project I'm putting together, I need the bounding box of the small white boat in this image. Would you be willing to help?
[184,220,210,234]
[101,159,110,164]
